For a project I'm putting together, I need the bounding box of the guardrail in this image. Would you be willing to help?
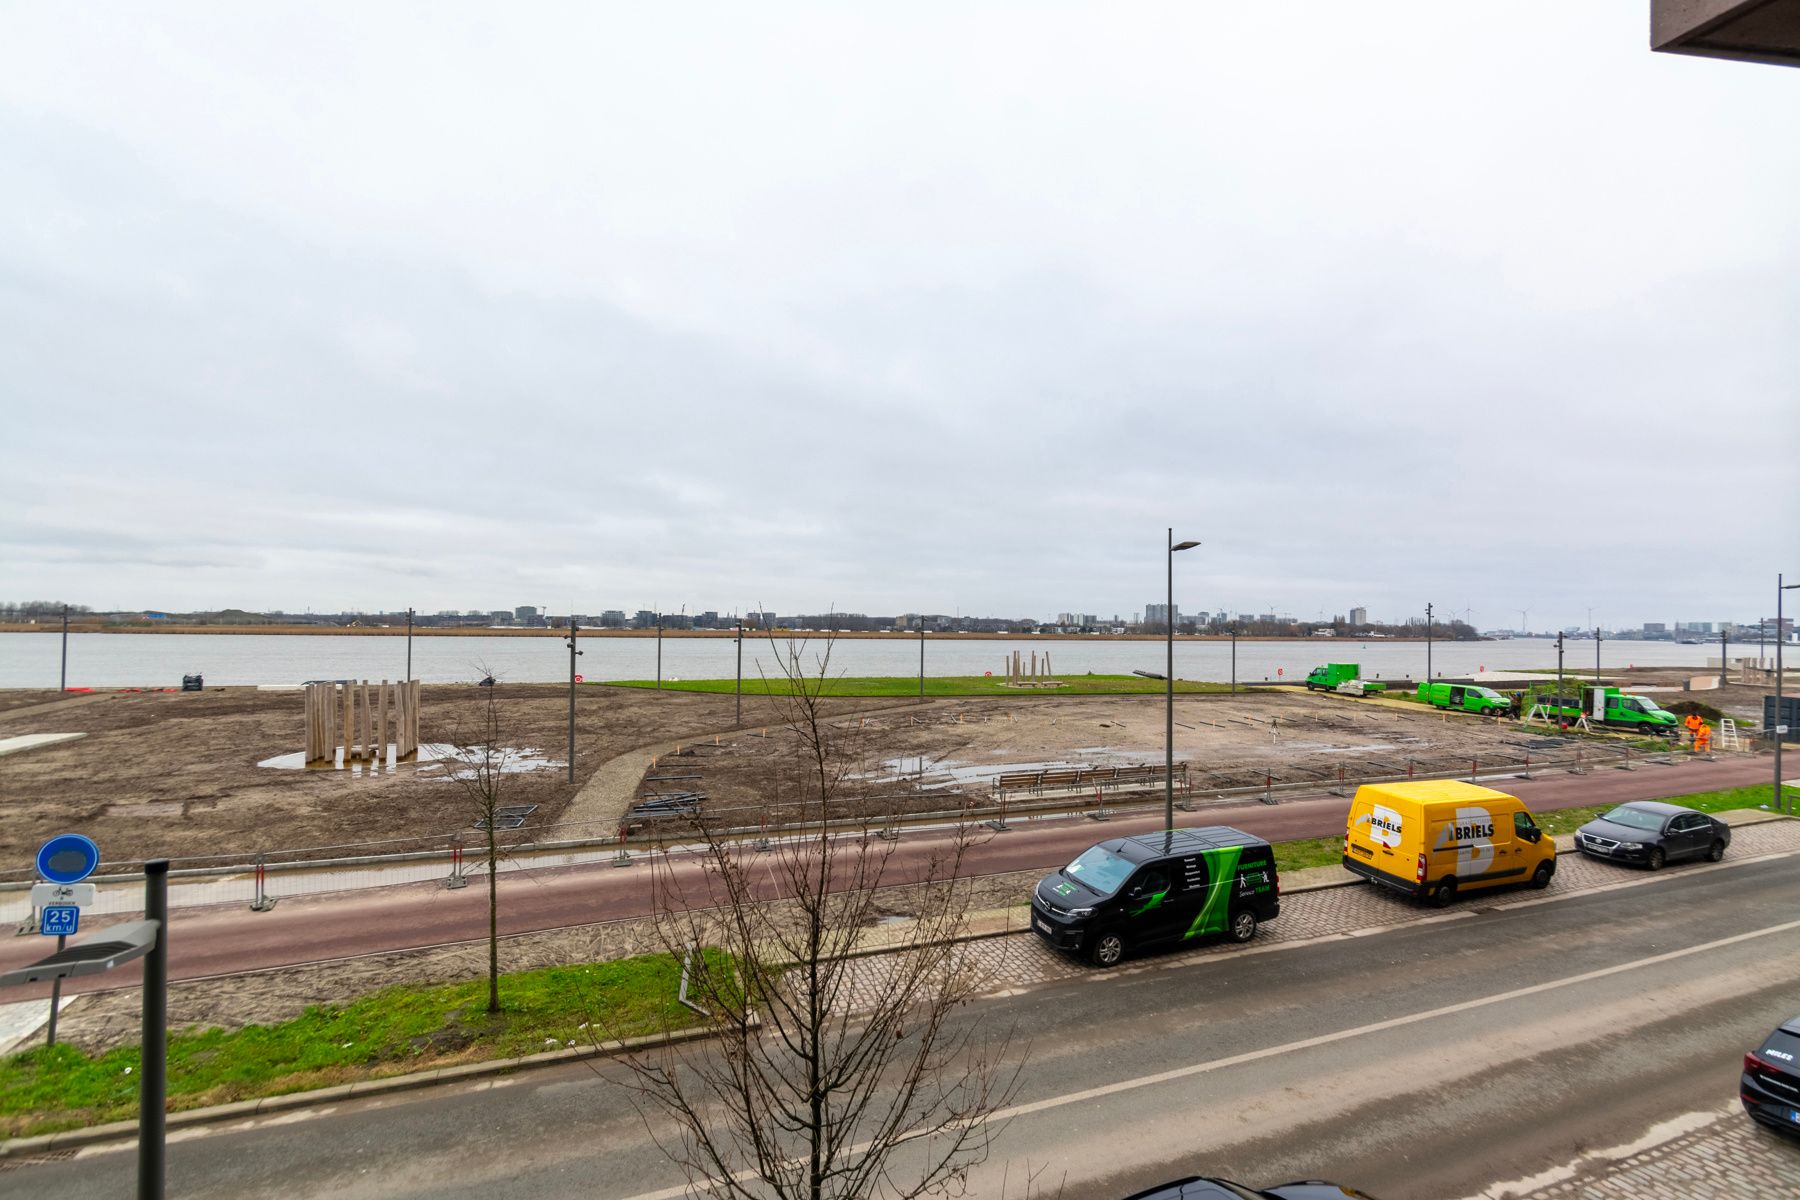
[3,741,1689,926]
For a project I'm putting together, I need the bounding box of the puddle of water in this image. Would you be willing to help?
[418,745,565,779]
[1280,742,1400,755]
[259,742,562,777]
[257,743,454,773]
[874,751,1163,788]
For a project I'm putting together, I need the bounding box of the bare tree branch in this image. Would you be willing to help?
[606,630,1043,1199]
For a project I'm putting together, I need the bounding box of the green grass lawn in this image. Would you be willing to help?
[601,674,1237,697]
[0,951,726,1139]
[1270,784,1787,877]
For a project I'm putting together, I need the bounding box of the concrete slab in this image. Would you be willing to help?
[0,732,86,757]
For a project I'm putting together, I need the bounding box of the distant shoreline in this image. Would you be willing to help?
[0,623,1463,643]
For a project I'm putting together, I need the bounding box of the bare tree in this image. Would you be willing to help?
[438,667,521,1014]
[613,634,1031,1199]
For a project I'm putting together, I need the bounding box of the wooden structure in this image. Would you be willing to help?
[304,679,420,767]
[1002,649,1060,688]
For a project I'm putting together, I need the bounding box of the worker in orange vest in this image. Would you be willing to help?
[1696,721,1713,753]
[1684,712,1703,748]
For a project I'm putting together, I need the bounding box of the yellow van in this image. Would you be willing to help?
[1342,780,1555,906]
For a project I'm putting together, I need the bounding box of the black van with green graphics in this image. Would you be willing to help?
[1030,826,1280,967]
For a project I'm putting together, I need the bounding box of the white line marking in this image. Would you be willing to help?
[991,916,1800,1119]
[615,916,1800,1200]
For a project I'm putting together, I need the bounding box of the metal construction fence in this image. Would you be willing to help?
[2,741,1701,927]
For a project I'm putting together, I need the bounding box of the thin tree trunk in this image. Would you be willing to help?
[487,823,500,1013]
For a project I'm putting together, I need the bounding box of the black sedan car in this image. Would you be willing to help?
[1742,1015,1800,1135]
[1572,800,1729,869]
[1124,1180,1376,1199]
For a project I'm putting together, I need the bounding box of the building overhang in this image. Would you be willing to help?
[1653,0,1800,66]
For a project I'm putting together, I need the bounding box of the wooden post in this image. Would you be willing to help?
[376,680,389,765]
[304,684,316,764]
[341,682,355,763]
[395,678,407,760]
[397,678,420,760]
[359,681,373,761]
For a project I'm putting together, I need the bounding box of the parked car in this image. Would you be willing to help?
[1742,1015,1800,1135]
[1031,826,1279,967]
[1123,1178,1378,1199]
[1573,801,1729,869]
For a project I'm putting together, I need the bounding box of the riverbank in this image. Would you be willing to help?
[0,623,1458,642]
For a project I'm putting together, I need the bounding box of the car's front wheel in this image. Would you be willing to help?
[1088,931,1126,968]
[1229,909,1258,943]
[1646,847,1666,870]
[1708,839,1726,863]
[1531,862,1554,889]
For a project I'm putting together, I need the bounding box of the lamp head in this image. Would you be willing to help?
[1171,540,1200,552]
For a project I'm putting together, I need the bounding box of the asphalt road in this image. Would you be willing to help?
[0,756,1772,999]
[16,842,1800,1199]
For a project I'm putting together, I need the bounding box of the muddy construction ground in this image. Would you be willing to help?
[0,684,909,870]
[0,676,1620,874]
[644,689,1599,829]
[5,677,1713,870]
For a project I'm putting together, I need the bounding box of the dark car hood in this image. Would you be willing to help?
[1579,818,1658,844]
[1265,1184,1378,1199]
[1036,872,1105,909]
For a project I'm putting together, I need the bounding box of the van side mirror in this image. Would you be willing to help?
[1523,828,1541,843]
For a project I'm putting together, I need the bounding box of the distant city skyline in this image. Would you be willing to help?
[7,597,1788,641]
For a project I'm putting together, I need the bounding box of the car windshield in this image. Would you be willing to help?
[1062,845,1135,896]
[1601,806,1665,832]
[1473,687,1500,699]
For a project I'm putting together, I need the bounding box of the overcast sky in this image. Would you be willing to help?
[3,2,1795,630]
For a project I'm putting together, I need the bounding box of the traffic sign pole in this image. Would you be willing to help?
[32,835,101,1050]
[45,934,66,1047]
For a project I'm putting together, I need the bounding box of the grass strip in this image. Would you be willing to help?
[0,950,727,1140]
[601,673,1236,697]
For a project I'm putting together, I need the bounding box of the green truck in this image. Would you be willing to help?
[1417,681,1514,715]
[1305,663,1386,696]
[1535,686,1681,735]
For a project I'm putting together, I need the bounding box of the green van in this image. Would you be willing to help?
[1417,681,1513,715]
[1030,826,1280,967]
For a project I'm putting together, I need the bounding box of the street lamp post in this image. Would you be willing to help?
[656,612,663,689]
[1166,531,1200,832]
[1778,575,1798,815]
[59,604,69,692]
[919,620,925,703]
[1556,631,1566,723]
[1424,602,1433,684]
[1230,622,1237,694]
[141,858,169,1200]
[565,618,582,784]
[735,619,744,726]
[1595,626,1602,683]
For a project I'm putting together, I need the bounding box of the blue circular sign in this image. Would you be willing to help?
[36,834,100,885]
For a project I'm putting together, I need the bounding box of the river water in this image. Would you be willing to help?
[0,632,1760,689]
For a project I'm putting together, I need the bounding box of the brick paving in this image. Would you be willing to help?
[1497,1106,1800,1199]
[825,819,1800,1003]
